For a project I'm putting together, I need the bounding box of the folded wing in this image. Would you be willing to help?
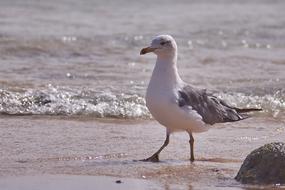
[178,86,261,125]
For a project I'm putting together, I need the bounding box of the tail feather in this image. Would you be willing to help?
[235,108,262,113]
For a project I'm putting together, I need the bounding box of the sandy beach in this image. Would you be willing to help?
[0,115,284,189]
[0,0,284,189]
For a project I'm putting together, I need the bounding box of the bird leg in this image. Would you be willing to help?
[188,132,195,162]
[141,132,170,162]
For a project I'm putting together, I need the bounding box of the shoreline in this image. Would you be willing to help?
[0,116,284,189]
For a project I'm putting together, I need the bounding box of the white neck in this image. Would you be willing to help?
[148,53,183,90]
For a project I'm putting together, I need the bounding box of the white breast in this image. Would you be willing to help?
[146,81,177,126]
[146,61,208,133]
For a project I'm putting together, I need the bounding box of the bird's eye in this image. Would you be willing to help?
[160,41,170,46]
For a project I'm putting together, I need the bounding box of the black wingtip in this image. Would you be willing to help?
[236,108,262,113]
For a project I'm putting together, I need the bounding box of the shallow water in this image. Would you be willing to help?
[0,0,284,119]
[0,0,285,189]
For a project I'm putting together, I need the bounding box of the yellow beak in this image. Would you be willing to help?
[140,47,156,55]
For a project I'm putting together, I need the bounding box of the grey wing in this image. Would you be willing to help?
[178,86,244,125]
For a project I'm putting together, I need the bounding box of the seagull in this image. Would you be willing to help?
[140,35,261,162]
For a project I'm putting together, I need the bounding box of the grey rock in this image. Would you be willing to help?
[235,142,285,184]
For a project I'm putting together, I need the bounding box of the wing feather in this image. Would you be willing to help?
[178,86,244,125]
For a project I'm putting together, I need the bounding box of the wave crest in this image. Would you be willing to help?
[0,86,150,119]
[0,86,284,119]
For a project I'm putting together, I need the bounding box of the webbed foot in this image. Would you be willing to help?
[140,154,160,162]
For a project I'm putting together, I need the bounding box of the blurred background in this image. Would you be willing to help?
[0,0,284,119]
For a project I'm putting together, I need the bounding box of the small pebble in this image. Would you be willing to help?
[66,73,72,78]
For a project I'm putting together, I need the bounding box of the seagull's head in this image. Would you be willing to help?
[140,35,177,58]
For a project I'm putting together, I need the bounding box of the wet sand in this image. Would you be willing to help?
[0,175,162,190]
[0,115,284,189]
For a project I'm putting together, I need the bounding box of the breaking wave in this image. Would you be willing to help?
[0,85,150,119]
[0,86,284,119]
